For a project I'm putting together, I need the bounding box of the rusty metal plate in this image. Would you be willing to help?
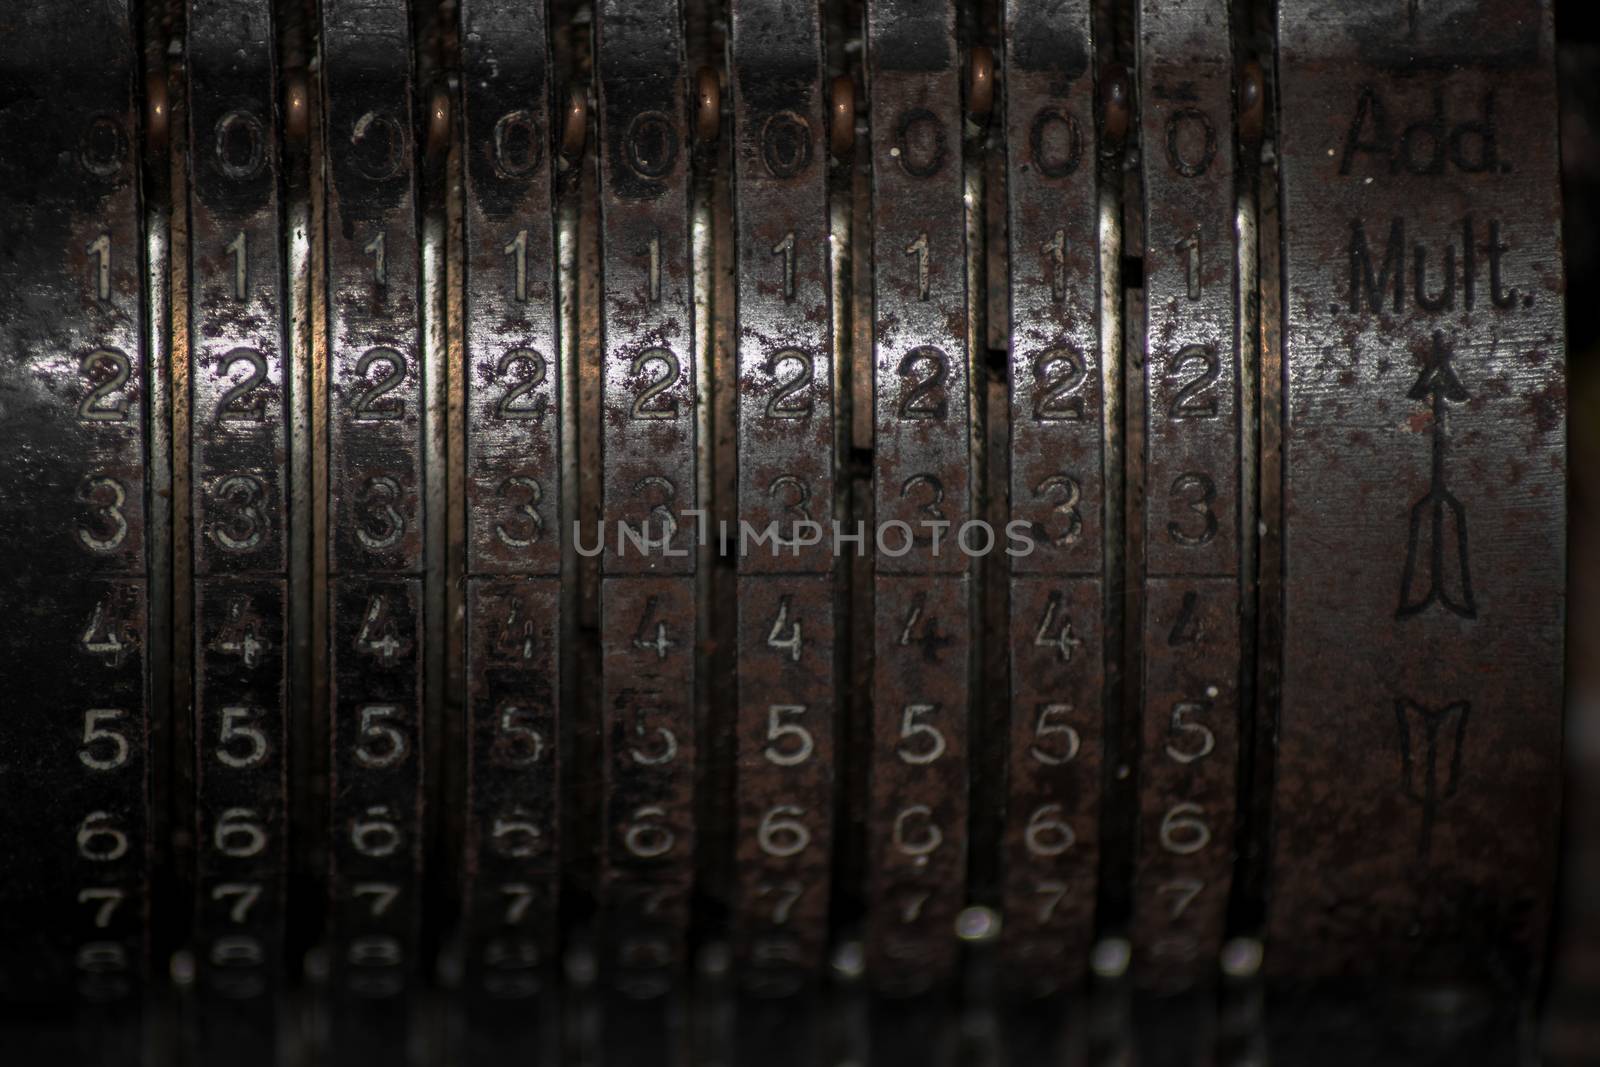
[730,0,837,996]
[595,0,699,1017]
[319,0,426,1053]
[458,0,563,1049]
[1131,0,1242,991]
[1269,0,1565,989]
[0,0,151,1041]
[1000,0,1106,993]
[865,0,974,997]
[185,1,290,1053]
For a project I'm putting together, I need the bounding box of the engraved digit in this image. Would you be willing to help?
[350,806,402,858]
[350,347,407,421]
[1032,592,1083,662]
[764,704,813,767]
[87,232,111,301]
[772,230,796,301]
[78,887,124,928]
[504,229,529,302]
[1159,803,1211,856]
[214,807,267,858]
[490,810,542,858]
[207,473,268,552]
[76,812,129,862]
[757,806,811,858]
[646,229,661,303]
[764,349,814,418]
[765,596,803,662]
[1033,473,1084,546]
[500,884,535,925]
[896,704,946,766]
[1043,227,1066,303]
[905,230,930,301]
[494,347,548,420]
[1165,701,1215,764]
[226,230,247,300]
[1166,344,1220,419]
[1034,346,1087,421]
[1029,703,1081,766]
[79,709,129,771]
[495,475,544,548]
[215,705,268,768]
[76,475,128,554]
[629,704,678,766]
[891,805,942,858]
[354,703,409,768]
[897,346,949,420]
[492,704,546,767]
[212,883,261,924]
[630,347,680,420]
[364,231,386,286]
[623,805,675,859]
[1157,878,1204,919]
[1179,229,1201,301]
[1167,471,1219,547]
[216,347,268,423]
[77,348,131,422]
[353,882,400,918]
[1165,107,1217,178]
[1034,881,1068,924]
[758,881,805,925]
[1024,804,1076,858]
[355,475,406,551]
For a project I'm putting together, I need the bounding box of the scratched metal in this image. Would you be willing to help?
[729,0,836,995]
[1129,0,1242,991]
[185,2,290,1053]
[1269,0,1565,988]
[0,0,151,1039]
[595,0,698,1012]
[865,0,974,997]
[319,0,425,1053]
[1000,0,1105,992]
[458,0,563,1046]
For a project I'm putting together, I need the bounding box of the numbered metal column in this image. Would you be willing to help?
[595,0,699,1036]
[1270,0,1565,998]
[184,2,292,1054]
[319,0,427,1053]
[0,2,151,1053]
[1132,0,1241,988]
[729,0,836,1013]
[865,0,974,996]
[458,0,563,1054]
[1000,0,1109,993]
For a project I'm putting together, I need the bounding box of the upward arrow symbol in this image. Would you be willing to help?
[1397,332,1476,620]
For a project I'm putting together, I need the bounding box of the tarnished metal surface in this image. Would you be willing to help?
[1000,0,1107,993]
[730,0,837,1002]
[0,3,151,1054]
[865,0,974,997]
[319,0,426,1053]
[1132,0,1242,992]
[185,2,290,1054]
[595,0,698,1037]
[458,0,563,1051]
[1269,0,1565,992]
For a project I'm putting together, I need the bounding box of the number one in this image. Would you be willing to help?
[504,228,529,303]
[364,230,387,286]
[226,230,247,300]
[87,232,111,301]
